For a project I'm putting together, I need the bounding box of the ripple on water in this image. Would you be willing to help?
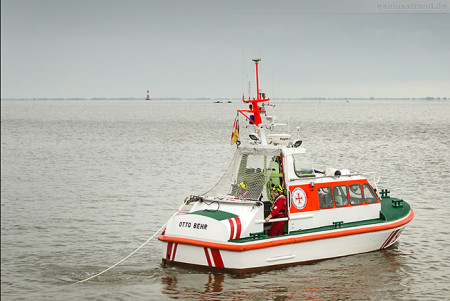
[2,99,449,300]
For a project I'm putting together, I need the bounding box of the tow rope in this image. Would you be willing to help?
[71,198,186,285]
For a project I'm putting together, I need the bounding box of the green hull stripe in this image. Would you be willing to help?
[189,210,237,221]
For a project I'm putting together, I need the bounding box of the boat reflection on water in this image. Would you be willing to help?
[160,243,409,300]
[161,272,225,297]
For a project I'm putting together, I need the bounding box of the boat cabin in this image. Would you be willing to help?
[187,134,381,240]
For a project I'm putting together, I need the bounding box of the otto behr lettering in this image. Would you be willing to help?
[179,221,191,228]
[178,221,207,230]
[193,223,208,230]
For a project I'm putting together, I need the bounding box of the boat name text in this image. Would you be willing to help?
[178,221,208,230]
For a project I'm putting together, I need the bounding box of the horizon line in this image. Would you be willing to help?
[1,96,448,101]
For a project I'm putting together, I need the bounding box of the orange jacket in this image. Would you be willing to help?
[270,195,286,217]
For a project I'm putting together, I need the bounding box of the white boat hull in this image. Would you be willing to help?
[160,213,411,273]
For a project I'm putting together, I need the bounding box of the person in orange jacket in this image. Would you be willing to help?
[265,185,286,236]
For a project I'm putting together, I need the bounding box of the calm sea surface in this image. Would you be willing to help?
[1,99,449,300]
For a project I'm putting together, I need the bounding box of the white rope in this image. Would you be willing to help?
[71,198,186,285]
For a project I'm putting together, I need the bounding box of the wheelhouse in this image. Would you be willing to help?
[199,143,381,236]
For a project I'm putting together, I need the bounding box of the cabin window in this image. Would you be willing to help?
[363,184,378,204]
[333,185,349,207]
[318,187,334,209]
[292,154,315,178]
[349,184,363,205]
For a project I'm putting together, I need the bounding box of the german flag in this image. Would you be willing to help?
[230,115,239,145]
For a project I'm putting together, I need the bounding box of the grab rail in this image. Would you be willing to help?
[255,217,288,224]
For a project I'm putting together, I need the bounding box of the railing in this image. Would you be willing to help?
[361,171,381,195]
[255,217,289,224]
[254,214,313,224]
[288,172,364,182]
[187,195,263,206]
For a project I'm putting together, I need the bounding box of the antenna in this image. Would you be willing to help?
[242,49,245,98]
[253,58,261,100]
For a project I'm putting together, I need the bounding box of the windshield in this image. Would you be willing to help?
[293,154,315,178]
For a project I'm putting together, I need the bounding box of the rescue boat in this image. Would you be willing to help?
[158,59,414,274]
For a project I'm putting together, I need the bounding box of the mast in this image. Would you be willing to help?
[238,58,270,127]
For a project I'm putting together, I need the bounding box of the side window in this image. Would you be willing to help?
[349,184,363,205]
[363,184,378,204]
[333,185,349,207]
[318,187,333,209]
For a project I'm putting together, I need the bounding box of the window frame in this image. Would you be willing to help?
[333,185,349,207]
[348,184,364,206]
[317,186,334,209]
[363,183,379,204]
[292,154,315,178]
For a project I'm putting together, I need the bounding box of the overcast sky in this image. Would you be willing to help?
[1,0,449,99]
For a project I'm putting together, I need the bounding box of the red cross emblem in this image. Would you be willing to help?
[292,188,307,209]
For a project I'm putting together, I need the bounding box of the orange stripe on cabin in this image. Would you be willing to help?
[289,179,379,214]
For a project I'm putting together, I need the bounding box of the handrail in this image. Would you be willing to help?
[288,172,374,182]
[361,171,381,194]
[255,217,288,224]
[255,213,313,224]
[195,195,263,206]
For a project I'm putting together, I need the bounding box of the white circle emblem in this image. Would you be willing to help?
[292,188,307,210]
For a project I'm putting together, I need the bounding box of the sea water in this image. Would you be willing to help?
[1,99,449,300]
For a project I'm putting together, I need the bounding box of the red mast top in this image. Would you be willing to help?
[238,58,270,127]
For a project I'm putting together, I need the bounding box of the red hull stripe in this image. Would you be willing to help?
[204,247,212,266]
[228,219,235,240]
[159,209,414,252]
[387,229,401,247]
[380,230,396,249]
[172,243,178,261]
[390,229,403,246]
[235,217,242,239]
[210,249,225,268]
[203,248,225,268]
[228,217,242,240]
[380,229,400,249]
[166,242,173,260]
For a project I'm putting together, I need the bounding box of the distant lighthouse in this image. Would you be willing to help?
[146,90,150,100]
